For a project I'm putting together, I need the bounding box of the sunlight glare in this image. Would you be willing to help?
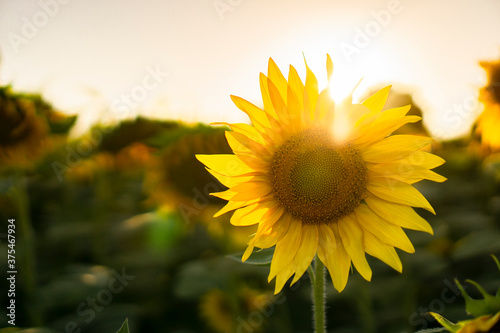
[332,101,352,143]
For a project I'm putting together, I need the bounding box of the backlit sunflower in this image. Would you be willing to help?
[476,59,500,150]
[197,55,445,294]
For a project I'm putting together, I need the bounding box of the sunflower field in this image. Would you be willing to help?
[0,56,499,333]
[1,2,500,332]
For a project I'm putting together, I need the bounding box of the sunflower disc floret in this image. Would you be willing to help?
[270,128,367,225]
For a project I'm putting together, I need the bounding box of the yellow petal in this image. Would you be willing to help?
[385,169,447,185]
[242,206,284,262]
[326,54,334,82]
[304,56,319,118]
[259,73,279,121]
[367,177,435,214]
[317,224,351,292]
[337,215,372,281]
[269,219,302,282]
[288,65,304,109]
[267,77,291,127]
[355,105,420,148]
[361,85,392,114]
[361,135,434,164]
[230,202,274,226]
[405,151,445,169]
[230,95,272,131]
[287,87,302,134]
[365,195,433,234]
[196,154,254,176]
[330,227,352,293]
[291,224,318,285]
[260,203,285,229]
[314,88,334,122]
[210,189,235,201]
[206,168,259,188]
[363,115,421,145]
[214,199,259,218]
[253,210,290,248]
[367,151,445,174]
[268,58,288,102]
[211,122,265,144]
[242,243,255,262]
[236,153,270,172]
[228,180,273,202]
[225,131,272,157]
[363,231,402,273]
[355,205,415,253]
[274,265,294,294]
[316,225,334,265]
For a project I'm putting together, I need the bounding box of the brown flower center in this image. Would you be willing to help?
[269,128,367,224]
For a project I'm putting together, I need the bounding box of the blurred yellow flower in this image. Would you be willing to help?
[200,287,272,333]
[200,289,234,333]
[477,60,500,150]
[114,142,155,172]
[197,55,446,294]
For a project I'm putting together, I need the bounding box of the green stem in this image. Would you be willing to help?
[311,256,326,333]
[13,171,41,325]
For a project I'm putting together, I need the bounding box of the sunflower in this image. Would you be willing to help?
[476,59,500,150]
[197,55,445,294]
[0,86,49,168]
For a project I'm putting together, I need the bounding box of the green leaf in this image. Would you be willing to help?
[226,247,275,266]
[116,318,130,333]
[456,278,500,317]
[492,255,500,273]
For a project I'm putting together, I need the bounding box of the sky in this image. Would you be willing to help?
[1,0,500,139]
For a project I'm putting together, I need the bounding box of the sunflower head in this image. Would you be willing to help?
[197,55,445,294]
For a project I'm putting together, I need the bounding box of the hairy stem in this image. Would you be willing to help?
[311,256,326,333]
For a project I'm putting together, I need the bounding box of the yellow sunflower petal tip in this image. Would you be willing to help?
[198,55,445,293]
[326,54,334,80]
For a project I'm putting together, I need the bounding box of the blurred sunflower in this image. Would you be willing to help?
[65,151,115,183]
[0,86,76,170]
[197,55,445,293]
[476,59,500,150]
[114,142,155,173]
[145,124,231,210]
[0,86,49,168]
